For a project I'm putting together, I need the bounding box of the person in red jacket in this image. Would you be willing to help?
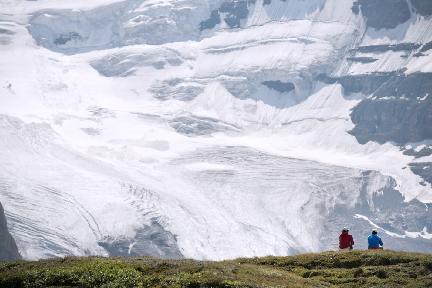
[339,227,354,250]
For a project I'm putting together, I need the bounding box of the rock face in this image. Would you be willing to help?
[352,0,411,30]
[0,203,20,261]
[348,73,432,145]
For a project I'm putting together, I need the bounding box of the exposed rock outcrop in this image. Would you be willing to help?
[0,202,21,261]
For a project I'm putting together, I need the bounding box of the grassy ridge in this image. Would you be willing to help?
[0,250,431,287]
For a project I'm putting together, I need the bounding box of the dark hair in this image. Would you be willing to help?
[372,231,378,235]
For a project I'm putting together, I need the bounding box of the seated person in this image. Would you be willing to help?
[339,227,354,250]
[368,229,384,249]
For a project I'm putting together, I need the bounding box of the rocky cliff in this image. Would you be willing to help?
[0,202,20,261]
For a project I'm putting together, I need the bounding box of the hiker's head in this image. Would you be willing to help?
[342,227,349,233]
[372,229,378,235]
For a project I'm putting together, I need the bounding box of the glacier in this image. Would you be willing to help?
[0,0,431,260]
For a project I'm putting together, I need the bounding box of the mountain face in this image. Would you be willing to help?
[0,0,431,260]
[0,202,21,261]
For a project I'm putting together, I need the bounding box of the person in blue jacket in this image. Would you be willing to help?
[368,229,383,249]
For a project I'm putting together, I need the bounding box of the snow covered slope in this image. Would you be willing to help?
[0,0,431,259]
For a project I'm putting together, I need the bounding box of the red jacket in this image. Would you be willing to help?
[339,232,354,249]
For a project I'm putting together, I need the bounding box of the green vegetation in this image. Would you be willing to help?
[0,250,431,287]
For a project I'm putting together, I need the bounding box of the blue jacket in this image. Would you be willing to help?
[368,234,383,249]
